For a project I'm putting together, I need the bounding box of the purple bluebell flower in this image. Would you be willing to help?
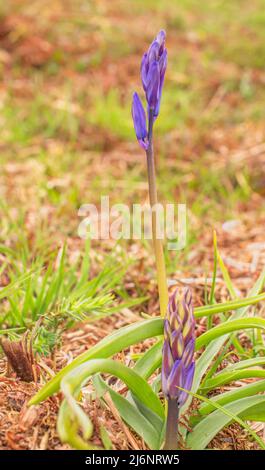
[162,288,195,406]
[141,30,167,118]
[131,92,148,150]
[132,30,167,149]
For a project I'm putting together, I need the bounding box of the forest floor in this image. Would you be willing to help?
[0,0,265,450]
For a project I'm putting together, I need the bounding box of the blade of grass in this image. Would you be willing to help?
[207,230,218,330]
[199,379,265,415]
[200,369,265,393]
[183,389,265,450]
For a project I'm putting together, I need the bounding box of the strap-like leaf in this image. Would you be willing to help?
[93,374,162,449]
[200,369,265,393]
[185,393,265,450]
[199,379,265,415]
[180,266,265,431]
[29,317,163,405]
[196,317,265,350]
[58,358,165,449]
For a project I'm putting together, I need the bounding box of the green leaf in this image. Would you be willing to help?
[93,375,162,449]
[28,317,163,405]
[78,238,91,287]
[195,317,265,351]
[186,393,265,450]
[57,400,101,450]
[200,369,265,393]
[99,425,113,450]
[0,269,36,301]
[209,230,218,305]
[0,326,25,335]
[133,339,163,378]
[194,293,265,318]
[30,313,265,405]
[199,379,265,415]
[207,230,218,330]
[58,358,165,449]
[240,401,265,422]
[217,249,262,354]
[130,395,164,435]
[241,266,265,307]
[127,340,163,432]
[7,297,24,326]
[217,249,237,299]
[62,358,164,419]
[180,266,265,426]
[224,357,265,371]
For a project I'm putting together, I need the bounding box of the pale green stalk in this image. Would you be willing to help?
[146,109,168,317]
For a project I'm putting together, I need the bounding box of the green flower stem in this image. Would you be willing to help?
[146,109,168,317]
[164,398,179,450]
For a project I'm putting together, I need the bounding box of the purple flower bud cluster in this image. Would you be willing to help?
[132,30,167,150]
[162,288,195,406]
